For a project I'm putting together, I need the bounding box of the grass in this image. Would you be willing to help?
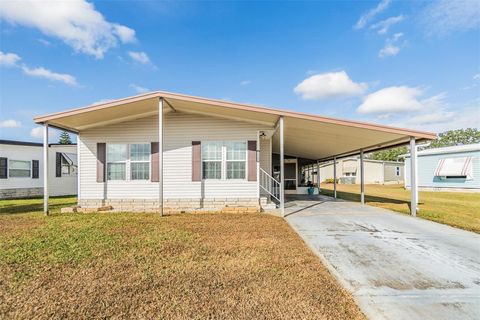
[0,197,364,319]
[320,183,480,233]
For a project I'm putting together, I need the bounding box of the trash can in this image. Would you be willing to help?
[308,187,315,195]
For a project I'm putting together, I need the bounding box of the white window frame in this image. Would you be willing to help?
[130,143,151,181]
[225,141,247,180]
[8,159,31,178]
[106,143,151,182]
[105,142,152,183]
[201,140,248,181]
[201,141,223,180]
[106,144,128,181]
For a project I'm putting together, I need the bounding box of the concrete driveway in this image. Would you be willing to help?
[285,195,480,320]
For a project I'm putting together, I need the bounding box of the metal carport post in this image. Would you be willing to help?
[43,123,49,215]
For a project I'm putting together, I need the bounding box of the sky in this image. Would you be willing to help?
[0,0,479,143]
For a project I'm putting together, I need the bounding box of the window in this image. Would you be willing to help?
[435,157,472,180]
[202,141,222,179]
[130,144,150,180]
[107,144,127,180]
[9,160,31,178]
[106,143,150,181]
[202,141,247,180]
[395,166,400,176]
[61,153,77,176]
[226,141,246,179]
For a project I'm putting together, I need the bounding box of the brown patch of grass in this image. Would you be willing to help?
[0,198,364,319]
[321,184,480,233]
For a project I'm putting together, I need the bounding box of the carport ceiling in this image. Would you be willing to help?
[34,91,435,160]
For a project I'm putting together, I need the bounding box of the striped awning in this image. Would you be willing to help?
[61,152,78,166]
[434,157,473,178]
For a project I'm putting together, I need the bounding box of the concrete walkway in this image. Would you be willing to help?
[285,195,480,320]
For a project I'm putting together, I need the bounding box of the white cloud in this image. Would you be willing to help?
[420,0,480,35]
[129,83,149,93]
[240,80,251,86]
[357,86,424,114]
[420,92,447,109]
[0,51,21,67]
[30,127,43,139]
[474,73,480,80]
[37,38,50,46]
[370,15,405,34]
[21,65,78,86]
[390,106,480,133]
[90,98,114,106]
[0,0,136,59]
[406,111,455,125]
[0,119,21,128]
[354,0,391,29]
[128,51,151,64]
[379,32,404,58]
[379,44,400,58]
[294,71,368,100]
[112,24,136,43]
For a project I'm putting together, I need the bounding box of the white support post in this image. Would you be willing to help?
[158,98,164,216]
[415,144,419,209]
[77,134,81,204]
[43,123,49,215]
[410,137,418,217]
[317,161,320,190]
[333,156,337,199]
[360,149,365,204]
[279,116,285,217]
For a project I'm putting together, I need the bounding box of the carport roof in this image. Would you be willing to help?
[34,91,436,160]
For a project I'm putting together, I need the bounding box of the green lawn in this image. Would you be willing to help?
[320,184,480,233]
[0,197,364,319]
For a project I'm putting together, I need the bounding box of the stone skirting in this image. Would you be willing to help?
[0,187,43,199]
[77,198,262,213]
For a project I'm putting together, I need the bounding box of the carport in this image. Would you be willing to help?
[34,91,436,215]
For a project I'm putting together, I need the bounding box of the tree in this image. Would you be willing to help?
[59,131,72,144]
[428,128,480,149]
[369,128,480,161]
[369,146,407,161]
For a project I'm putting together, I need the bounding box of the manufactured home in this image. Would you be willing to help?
[33,91,435,216]
[0,140,77,199]
[317,157,404,185]
[404,143,480,192]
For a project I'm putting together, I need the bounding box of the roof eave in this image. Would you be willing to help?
[33,90,437,140]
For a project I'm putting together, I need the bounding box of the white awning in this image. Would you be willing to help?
[434,157,473,179]
[61,152,78,166]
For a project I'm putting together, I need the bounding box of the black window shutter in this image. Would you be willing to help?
[0,157,7,179]
[56,152,62,177]
[32,160,39,179]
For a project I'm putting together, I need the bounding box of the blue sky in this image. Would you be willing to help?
[1,0,479,142]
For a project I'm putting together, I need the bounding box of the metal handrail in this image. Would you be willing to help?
[259,168,280,202]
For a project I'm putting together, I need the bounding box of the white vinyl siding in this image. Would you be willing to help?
[259,137,272,174]
[79,112,270,200]
[9,160,31,178]
[0,144,77,196]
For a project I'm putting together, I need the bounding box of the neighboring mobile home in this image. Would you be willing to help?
[0,140,78,199]
[33,91,436,215]
[404,143,480,192]
[317,157,404,185]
